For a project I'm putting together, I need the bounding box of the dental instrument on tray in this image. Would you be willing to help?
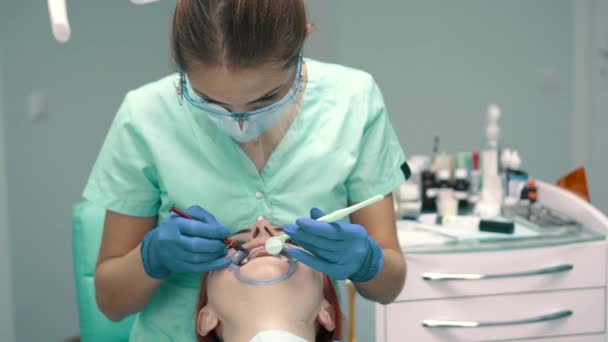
[265,194,385,255]
[411,223,460,240]
[169,205,249,265]
[47,0,159,43]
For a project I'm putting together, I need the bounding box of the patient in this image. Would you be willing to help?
[195,219,343,342]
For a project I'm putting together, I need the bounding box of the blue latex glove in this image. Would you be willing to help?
[283,208,384,282]
[140,205,231,278]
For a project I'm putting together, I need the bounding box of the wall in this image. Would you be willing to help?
[0,2,15,341]
[587,0,608,213]
[335,0,575,183]
[2,1,177,340]
[574,0,608,215]
[0,43,16,342]
[304,0,338,63]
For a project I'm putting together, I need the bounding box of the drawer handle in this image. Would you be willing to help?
[422,264,573,281]
[423,309,573,328]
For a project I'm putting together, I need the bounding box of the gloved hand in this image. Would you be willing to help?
[140,205,231,278]
[283,208,384,282]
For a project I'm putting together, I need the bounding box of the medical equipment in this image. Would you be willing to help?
[469,151,481,204]
[412,223,462,240]
[47,0,157,43]
[395,182,422,219]
[318,194,384,222]
[265,194,384,255]
[442,215,515,234]
[421,169,438,211]
[436,169,451,190]
[527,179,538,203]
[264,235,291,255]
[450,153,470,209]
[47,0,70,43]
[170,205,250,265]
[436,189,458,216]
[556,167,591,202]
[476,104,503,218]
[228,246,299,286]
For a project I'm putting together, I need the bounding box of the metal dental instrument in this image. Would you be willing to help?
[169,205,249,265]
[265,194,385,255]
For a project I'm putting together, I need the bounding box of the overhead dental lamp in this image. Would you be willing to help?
[47,0,160,43]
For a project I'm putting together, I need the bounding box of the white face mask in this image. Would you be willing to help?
[249,330,308,342]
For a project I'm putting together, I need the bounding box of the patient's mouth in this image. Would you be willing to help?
[240,246,288,265]
[229,244,298,285]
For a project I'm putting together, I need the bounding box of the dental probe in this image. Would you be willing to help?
[265,194,385,255]
[316,194,384,222]
[169,205,250,264]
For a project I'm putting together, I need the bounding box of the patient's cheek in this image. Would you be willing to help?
[238,256,291,280]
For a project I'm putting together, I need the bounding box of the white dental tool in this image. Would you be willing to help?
[48,0,70,43]
[265,235,291,256]
[265,194,385,255]
[47,0,159,43]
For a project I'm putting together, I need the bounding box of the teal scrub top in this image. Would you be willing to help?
[83,59,407,341]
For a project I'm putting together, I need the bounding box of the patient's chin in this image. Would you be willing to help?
[238,256,292,281]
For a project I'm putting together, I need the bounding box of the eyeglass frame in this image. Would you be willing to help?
[177,50,305,120]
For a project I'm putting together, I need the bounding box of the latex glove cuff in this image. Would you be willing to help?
[348,238,384,282]
[140,231,171,279]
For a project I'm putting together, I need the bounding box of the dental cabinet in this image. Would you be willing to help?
[369,181,608,341]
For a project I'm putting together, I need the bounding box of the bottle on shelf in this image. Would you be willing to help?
[453,168,470,209]
[469,151,481,205]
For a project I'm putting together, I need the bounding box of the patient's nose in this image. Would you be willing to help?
[249,221,278,240]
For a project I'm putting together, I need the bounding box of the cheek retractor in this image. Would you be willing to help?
[229,248,298,286]
[264,194,385,255]
[229,250,249,265]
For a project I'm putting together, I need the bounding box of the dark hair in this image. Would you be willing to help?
[171,0,308,71]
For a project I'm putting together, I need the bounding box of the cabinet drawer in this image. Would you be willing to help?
[515,334,606,341]
[399,241,606,301]
[378,288,605,342]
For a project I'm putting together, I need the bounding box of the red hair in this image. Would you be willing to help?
[195,273,343,342]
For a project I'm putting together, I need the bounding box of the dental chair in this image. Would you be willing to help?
[72,201,135,341]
